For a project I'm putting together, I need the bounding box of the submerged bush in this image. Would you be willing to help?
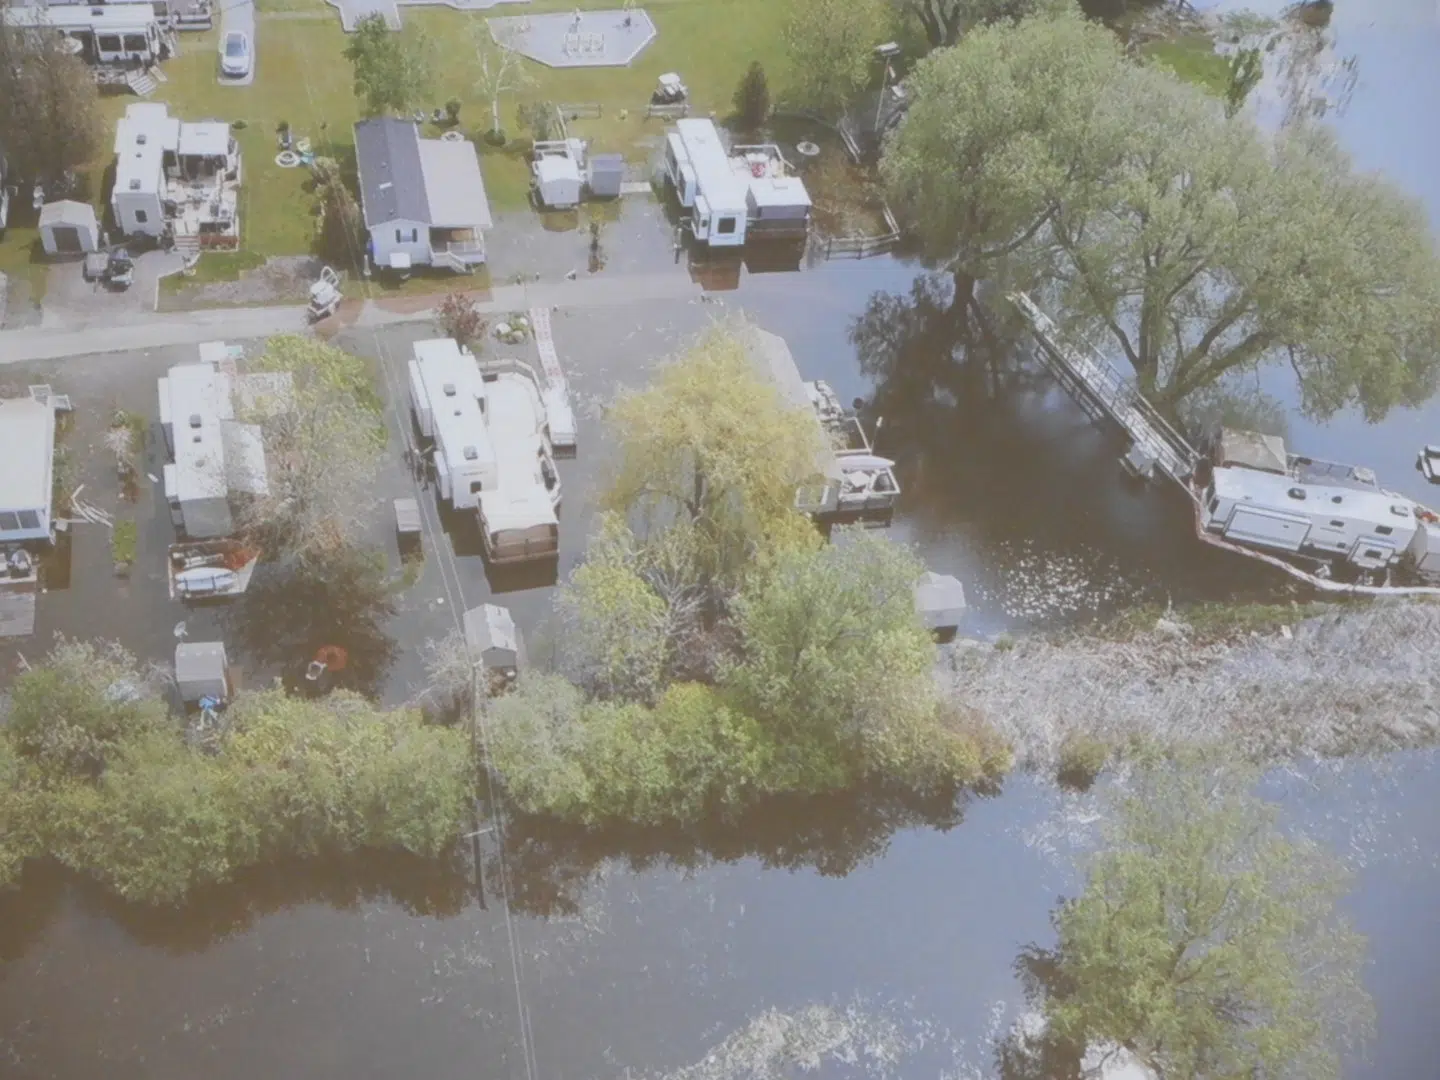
[1055,732,1109,792]
[0,642,472,904]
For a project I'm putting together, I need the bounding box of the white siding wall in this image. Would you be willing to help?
[369,219,434,269]
[113,189,164,238]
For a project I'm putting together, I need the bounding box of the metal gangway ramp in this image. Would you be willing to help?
[1009,292,1200,487]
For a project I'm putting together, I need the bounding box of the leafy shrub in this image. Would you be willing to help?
[1056,732,1109,791]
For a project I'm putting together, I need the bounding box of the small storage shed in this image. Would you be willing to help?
[915,571,967,639]
[38,200,101,256]
[535,155,583,209]
[463,603,526,678]
[393,496,421,554]
[175,641,229,704]
[587,154,625,199]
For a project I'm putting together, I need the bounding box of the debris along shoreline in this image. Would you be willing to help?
[944,598,1440,773]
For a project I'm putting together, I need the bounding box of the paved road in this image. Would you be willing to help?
[0,271,713,364]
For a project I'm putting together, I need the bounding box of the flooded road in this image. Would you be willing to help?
[5,4,1440,1076]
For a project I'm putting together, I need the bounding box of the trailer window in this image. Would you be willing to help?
[98,34,122,52]
[1329,519,1344,528]
[135,209,148,223]
[1364,549,1382,560]
[123,34,148,51]
[717,217,737,235]
[1207,496,1219,514]
[469,481,484,494]
[0,512,18,531]
[17,510,39,530]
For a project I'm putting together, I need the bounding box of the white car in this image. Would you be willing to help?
[220,31,251,79]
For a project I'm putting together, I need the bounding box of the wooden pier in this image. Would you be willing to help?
[1008,292,1199,488]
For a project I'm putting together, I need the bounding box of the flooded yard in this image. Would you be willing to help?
[6,5,1440,1073]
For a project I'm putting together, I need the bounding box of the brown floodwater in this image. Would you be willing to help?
[6,8,1440,1073]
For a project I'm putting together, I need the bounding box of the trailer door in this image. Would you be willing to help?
[1225,506,1311,552]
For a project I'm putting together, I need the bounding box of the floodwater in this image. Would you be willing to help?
[5,4,1440,1076]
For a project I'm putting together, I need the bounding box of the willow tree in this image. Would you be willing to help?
[783,0,891,115]
[1031,754,1373,1080]
[239,335,388,561]
[883,9,1440,417]
[890,0,1074,51]
[601,320,825,606]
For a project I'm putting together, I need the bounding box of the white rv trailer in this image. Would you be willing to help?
[1199,429,1440,583]
[1,3,170,74]
[407,339,561,565]
[664,119,750,247]
[664,120,812,247]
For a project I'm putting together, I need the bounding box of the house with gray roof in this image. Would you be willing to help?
[353,118,493,274]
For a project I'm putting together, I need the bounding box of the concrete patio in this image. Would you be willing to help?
[487,8,657,68]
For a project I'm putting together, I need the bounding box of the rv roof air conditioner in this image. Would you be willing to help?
[1287,487,1306,500]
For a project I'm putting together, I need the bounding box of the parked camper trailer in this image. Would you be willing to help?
[664,120,812,247]
[1198,429,1440,584]
[1,2,173,88]
[665,119,749,247]
[407,339,561,566]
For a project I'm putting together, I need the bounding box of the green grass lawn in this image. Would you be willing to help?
[1,0,794,292]
[1141,35,1232,98]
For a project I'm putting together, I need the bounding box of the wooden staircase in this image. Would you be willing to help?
[172,233,201,259]
[126,68,159,96]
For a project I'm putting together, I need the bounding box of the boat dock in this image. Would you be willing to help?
[528,307,577,456]
[1008,292,1199,488]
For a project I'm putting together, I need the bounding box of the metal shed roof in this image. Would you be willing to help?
[175,641,227,683]
[179,121,230,159]
[418,138,493,229]
[354,117,429,227]
[0,398,56,512]
[463,603,525,669]
[915,571,967,631]
[38,200,98,230]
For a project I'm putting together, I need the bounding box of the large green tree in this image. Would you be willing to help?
[239,335,388,560]
[0,640,470,904]
[0,25,101,191]
[1030,754,1374,1080]
[891,0,1072,50]
[725,531,993,793]
[343,14,434,117]
[783,0,892,115]
[883,10,1440,417]
[602,320,826,607]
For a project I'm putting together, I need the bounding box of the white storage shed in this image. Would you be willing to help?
[38,201,101,256]
[914,571,967,637]
[463,603,526,677]
[175,641,230,704]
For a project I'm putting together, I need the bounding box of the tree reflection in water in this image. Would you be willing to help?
[224,545,400,699]
[0,786,987,956]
